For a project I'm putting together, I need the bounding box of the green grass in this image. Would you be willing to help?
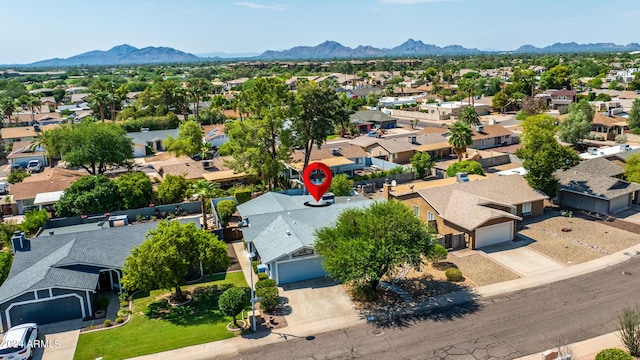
[74,271,249,360]
[326,134,339,140]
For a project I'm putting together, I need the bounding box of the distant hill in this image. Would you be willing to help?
[258,39,482,60]
[16,40,640,67]
[514,42,640,53]
[28,44,203,67]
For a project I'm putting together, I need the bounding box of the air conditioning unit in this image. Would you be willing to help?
[455,172,469,183]
[588,147,598,155]
[474,125,484,132]
[331,148,341,155]
[408,135,417,144]
[620,144,631,151]
[202,160,212,169]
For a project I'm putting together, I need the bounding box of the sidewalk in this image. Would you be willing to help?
[128,242,640,360]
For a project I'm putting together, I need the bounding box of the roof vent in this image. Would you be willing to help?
[331,148,341,155]
[285,230,292,236]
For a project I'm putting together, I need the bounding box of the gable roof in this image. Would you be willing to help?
[289,144,367,164]
[350,110,397,123]
[470,125,514,140]
[592,112,628,127]
[0,124,59,140]
[238,193,373,263]
[10,168,86,201]
[0,219,199,303]
[555,169,640,200]
[551,89,576,97]
[416,175,547,231]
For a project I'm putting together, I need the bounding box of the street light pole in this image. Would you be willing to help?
[247,251,257,332]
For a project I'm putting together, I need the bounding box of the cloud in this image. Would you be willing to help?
[235,2,287,10]
[379,0,458,4]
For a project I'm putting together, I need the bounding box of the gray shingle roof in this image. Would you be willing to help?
[0,219,199,304]
[238,193,373,264]
[556,169,640,200]
[571,157,624,177]
[611,147,640,162]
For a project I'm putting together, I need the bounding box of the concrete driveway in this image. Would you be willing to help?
[615,206,640,225]
[31,319,81,360]
[480,240,565,277]
[278,277,361,333]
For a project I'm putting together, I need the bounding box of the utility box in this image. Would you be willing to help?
[257,264,267,274]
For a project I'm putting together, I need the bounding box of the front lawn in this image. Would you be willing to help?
[74,271,249,360]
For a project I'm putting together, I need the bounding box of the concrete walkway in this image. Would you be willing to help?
[515,331,624,360]
[126,241,640,360]
[480,241,565,277]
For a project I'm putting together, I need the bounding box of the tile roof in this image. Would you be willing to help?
[551,89,577,96]
[155,156,235,180]
[290,144,367,164]
[0,219,199,303]
[592,112,628,127]
[470,125,514,140]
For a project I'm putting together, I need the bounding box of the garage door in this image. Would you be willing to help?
[277,257,326,285]
[8,295,83,326]
[561,192,609,214]
[610,195,630,214]
[475,222,513,248]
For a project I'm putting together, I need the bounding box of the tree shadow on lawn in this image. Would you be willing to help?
[359,281,480,329]
[144,284,236,326]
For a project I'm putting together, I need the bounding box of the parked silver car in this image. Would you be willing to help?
[26,160,42,173]
[0,322,38,360]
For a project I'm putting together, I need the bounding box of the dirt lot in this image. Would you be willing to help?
[520,211,640,265]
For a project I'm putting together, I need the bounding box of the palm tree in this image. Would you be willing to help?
[28,96,40,123]
[0,97,16,126]
[188,180,220,230]
[188,78,211,123]
[459,106,481,127]
[87,90,110,122]
[448,121,473,162]
[30,130,54,167]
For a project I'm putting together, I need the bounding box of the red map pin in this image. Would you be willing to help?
[303,162,333,202]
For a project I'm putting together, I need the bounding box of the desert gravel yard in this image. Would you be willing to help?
[520,213,640,265]
[449,252,521,286]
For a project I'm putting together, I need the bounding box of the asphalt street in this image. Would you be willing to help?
[219,256,640,360]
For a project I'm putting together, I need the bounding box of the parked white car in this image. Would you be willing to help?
[26,160,42,173]
[0,322,38,360]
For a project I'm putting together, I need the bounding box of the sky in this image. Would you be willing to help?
[2,0,640,64]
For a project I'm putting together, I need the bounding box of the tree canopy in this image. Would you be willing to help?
[459,106,481,126]
[156,174,189,204]
[115,172,153,210]
[48,121,133,174]
[121,220,230,300]
[328,174,353,196]
[629,99,640,129]
[314,200,434,295]
[558,111,591,147]
[625,153,640,184]
[410,152,435,178]
[516,114,579,196]
[446,160,485,177]
[165,120,203,157]
[54,175,122,216]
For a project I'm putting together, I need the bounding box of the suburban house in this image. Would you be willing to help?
[7,141,48,168]
[238,192,372,285]
[555,161,640,214]
[350,133,451,163]
[550,89,577,109]
[128,129,179,157]
[580,144,639,160]
[419,102,490,121]
[591,112,629,140]
[201,124,228,148]
[155,156,248,186]
[386,175,548,249]
[0,218,199,332]
[284,144,368,182]
[470,124,517,150]
[350,110,398,133]
[9,168,85,215]
[0,124,58,144]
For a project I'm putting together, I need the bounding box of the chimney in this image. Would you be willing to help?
[383,179,391,200]
[11,231,29,252]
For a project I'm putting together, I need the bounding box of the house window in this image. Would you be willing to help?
[427,211,435,221]
[378,150,383,156]
[292,248,314,258]
[522,202,532,214]
[355,157,362,164]
[413,205,420,217]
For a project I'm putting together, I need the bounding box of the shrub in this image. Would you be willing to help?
[95,296,110,309]
[117,308,131,317]
[20,209,49,237]
[0,251,13,285]
[351,285,378,302]
[257,272,268,280]
[216,200,237,227]
[8,170,30,184]
[427,244,448,265]
[256,286,279,313]
[445,267,464,282]
[255,279,276,290]
[595,348,634,360]
[115,317,124,324]
[234,189,252,204]
[446,160,484,177]
[618,305,640,356]
[218,287,246,326]
[251,260,260,274]
[103,319,112,327]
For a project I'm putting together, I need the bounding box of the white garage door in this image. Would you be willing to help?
[277,257,326,285]
[475,222,513,248]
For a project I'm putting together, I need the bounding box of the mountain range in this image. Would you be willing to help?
[16,40,640,67]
